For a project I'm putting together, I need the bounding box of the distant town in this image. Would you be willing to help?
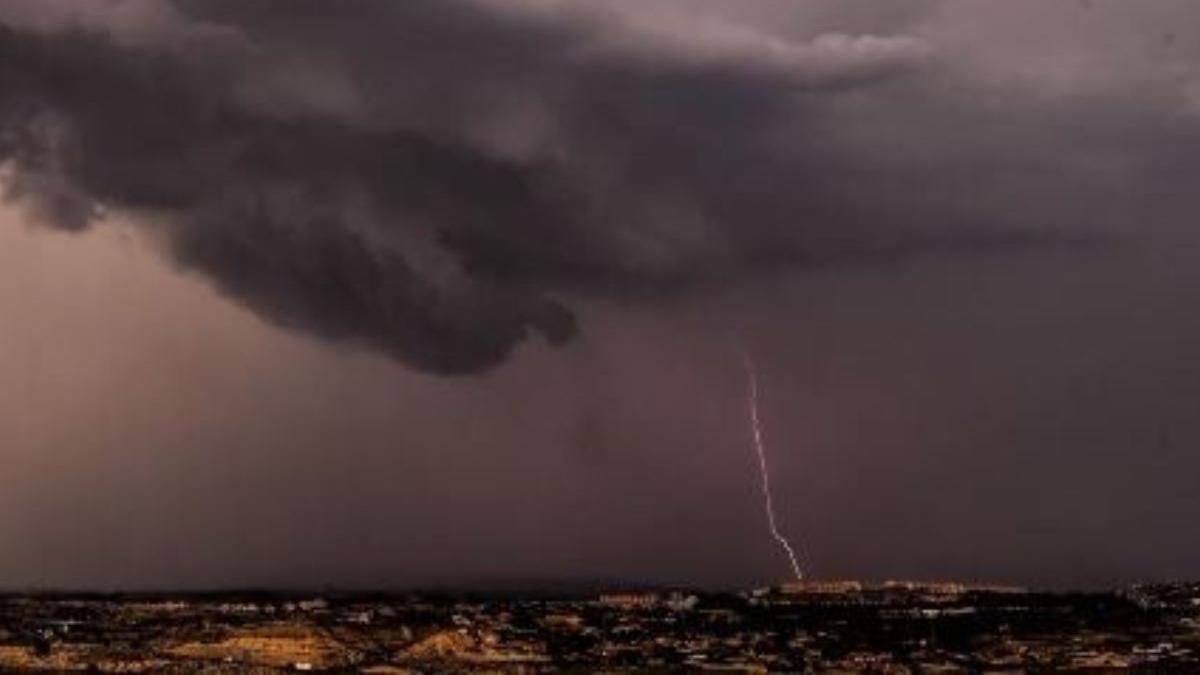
[1,581,1198,671]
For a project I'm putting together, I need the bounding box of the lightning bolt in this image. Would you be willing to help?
[740,349,804,582]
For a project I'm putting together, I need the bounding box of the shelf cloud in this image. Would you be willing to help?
[0,0,1192,373]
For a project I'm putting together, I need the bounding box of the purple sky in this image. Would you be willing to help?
[2,0,1200,590]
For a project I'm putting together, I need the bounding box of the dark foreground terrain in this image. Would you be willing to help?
[0,581,1198,671]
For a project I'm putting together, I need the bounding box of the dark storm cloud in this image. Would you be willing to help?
[0,15,578,374]
[0,0,1172,373]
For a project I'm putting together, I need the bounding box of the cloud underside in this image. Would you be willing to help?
[0,0,1175,373]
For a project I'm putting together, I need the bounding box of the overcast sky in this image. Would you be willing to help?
[2,0,1200,590]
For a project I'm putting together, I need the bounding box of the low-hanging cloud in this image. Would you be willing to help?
[0,0,1173,374]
